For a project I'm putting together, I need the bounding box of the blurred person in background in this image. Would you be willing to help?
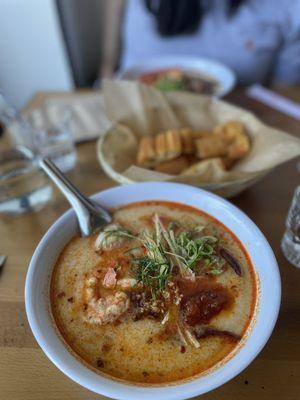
[100,0,300,85]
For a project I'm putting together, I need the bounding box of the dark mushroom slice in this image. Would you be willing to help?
[193,325,241,342]
[219,247,242,276]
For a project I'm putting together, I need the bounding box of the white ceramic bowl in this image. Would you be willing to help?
[118,55,236,97]
[25,183,280,400]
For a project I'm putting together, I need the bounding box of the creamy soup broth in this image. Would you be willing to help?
[51,201,257,384]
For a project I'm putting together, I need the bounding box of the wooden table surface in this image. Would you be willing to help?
[0,87,299,400]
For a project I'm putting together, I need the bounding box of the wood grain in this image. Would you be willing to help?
[0,88,299,400]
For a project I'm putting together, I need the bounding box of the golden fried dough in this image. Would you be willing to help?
[155,132,167,161]
[136,120,250,174]
[214,120,245,143]
[195,135,228,159]
[179,128,194,154]
[214,120,250,160]
[166,130,182,158]
[192,130,211,139]
[155,130,182,161]
[136,136,156,167]
[227,134,250,159]
[154,156,189,174]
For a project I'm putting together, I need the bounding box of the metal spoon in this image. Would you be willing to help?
[0,255,7,272]
[40,158,111,236]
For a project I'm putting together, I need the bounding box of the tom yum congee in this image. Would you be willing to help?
[51,201,257,384]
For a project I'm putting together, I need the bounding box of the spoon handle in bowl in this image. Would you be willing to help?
[40,158,111,237]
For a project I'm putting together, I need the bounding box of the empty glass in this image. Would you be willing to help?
[281,186,300,268]
[0,147,53,214]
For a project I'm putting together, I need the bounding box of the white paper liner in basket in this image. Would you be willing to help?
[97,80,300,197]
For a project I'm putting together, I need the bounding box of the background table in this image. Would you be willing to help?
[0,87,299,400]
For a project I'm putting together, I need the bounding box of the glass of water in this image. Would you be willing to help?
[0,147,53,214]
[281,186,300,268]
[1,93,76,171]
[28,107,77,172]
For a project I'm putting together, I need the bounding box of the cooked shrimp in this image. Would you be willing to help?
[83,270,129,325]
[117,278,137,290]
[102,267,117,289]
[103,268,137,290]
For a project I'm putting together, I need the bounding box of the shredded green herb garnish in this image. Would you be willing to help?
[132,257,171,298]
[95,226,137,250]
[98,216,224,296]
[131,221,172,296]
[102,227,136,240]
[129,214,224,297]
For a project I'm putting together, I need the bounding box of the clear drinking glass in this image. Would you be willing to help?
[1,93,77,173]
[281,186,300,268]
[27,107,77,172]
[0,147,53,214]
[0,93,36,149]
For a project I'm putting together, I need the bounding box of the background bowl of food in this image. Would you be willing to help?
[97,80,300,198]
[118,55,236,97]
[25,182,281,400]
